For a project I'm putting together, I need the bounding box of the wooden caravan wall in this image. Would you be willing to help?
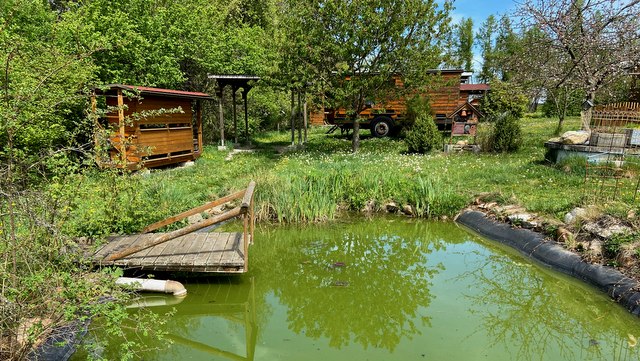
[106,94,196,167]
[426,72,461,118]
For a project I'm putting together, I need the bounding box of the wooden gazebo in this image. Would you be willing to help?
[92,85,213,169]
[208,75,260,148]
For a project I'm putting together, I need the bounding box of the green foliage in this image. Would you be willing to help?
[541,88,585,118]
[404,114,442,154]
[491,113,522,152]
[452,17,474,71]
[277,0,453,151]
[481,80,528,119]
[604,233,638,258]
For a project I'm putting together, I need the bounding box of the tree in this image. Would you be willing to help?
[476,15,497,83]
[278,0,453,152]
[516,0,640,129]
[453,17,474,72]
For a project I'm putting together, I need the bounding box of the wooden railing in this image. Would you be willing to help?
[104,181,256,262]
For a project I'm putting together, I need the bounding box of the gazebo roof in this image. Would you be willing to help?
[208,74,261,89]
[98,84,214,100]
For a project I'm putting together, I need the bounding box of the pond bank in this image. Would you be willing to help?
[457,210,640,316]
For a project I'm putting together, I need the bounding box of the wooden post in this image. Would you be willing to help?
[243,89,249,144]
[297,91,302,145]
[117,89,126,164]
[303,92,308,144]
[290,88,295,146]
[196,100,203,155]
[91,94,99,151]
[218,87,225,148]
[232,86,238,145]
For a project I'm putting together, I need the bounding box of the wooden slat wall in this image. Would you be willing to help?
[104,94,195,167]
[319,72,464,123]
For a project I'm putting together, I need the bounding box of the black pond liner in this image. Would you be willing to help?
[457,210,640,316]
[28,318,90,361]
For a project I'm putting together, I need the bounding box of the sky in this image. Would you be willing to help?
[447,0,519,74]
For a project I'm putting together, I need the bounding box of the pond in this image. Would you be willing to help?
[75,216,640,361]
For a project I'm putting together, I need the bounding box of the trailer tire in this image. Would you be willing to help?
[371,116,393,138]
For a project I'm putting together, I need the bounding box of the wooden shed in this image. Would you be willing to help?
[92,85,213,169]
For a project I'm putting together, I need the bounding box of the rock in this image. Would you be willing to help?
[556,227,573,243]
[401,205,414,216]
[588,240,603,257]
[561,130,590,145]
[207,205,225,215]
[628,210,637,220]
[508,213,538,229]
[187,213,204,224]
[564,207,587,225]
[385,202,399,213]
[456,140,469,146]
[181,161,195,167]
[548,137,563,143]
[361,200,376,213]
[583,222,632,239]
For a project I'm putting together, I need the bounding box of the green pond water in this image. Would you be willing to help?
[76,217,640,360]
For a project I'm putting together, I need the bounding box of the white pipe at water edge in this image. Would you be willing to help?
[116,277,188,297]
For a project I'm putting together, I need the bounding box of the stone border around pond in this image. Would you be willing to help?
[456,210,640,316]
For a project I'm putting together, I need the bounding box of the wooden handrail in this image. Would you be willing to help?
[241,181,256,211]
[142,189,245,233]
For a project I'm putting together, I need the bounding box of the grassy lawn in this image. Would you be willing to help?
[63,116,639,236]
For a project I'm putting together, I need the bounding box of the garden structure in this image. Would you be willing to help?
[92,84,213,169]
[208,74,260,148]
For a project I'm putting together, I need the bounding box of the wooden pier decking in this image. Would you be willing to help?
[93,181,256,274]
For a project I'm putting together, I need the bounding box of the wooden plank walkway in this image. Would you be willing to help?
[93,232,247,273]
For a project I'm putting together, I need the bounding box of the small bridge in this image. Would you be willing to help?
[93,181,256,274]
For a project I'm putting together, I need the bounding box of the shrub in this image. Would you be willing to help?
[491,113,522,152]
[480,80,528,119]
[404,113,442,153]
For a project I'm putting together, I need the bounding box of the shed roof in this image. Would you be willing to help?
[460,83,490,92]
[447,101,484,119]
[99,84,214,100]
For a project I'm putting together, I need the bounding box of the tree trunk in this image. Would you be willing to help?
[352,119,360,153]
[581,92,595,131]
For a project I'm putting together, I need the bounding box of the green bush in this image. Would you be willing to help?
[404,113,442,153]
[481,80,528,119]
[491,113,522,152]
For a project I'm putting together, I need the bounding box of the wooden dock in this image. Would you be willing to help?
[93,181,255,274]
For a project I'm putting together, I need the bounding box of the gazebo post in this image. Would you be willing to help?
[303,91,308,144]
[297,90,302,145]
[290,88,295,146]
[117,89,126,164]
[242,88,250,144]
[232,85,238,145]
[217,87,226,150]
[196,99,203,155]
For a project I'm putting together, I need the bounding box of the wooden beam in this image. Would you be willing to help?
[290,89,295,146]
[105,207,243,262]
[142,189,245,233]
[232,86,238,144]
[117,89,126,164]
[218,88,225,147]
[303,93,308,144]
[197,99,203,155]
[243,90,249,144]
